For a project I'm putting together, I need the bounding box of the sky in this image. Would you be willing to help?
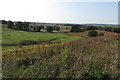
[0,0,119,24]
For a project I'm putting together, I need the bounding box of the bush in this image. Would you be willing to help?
[98,32,104,36]
[88,30,98,37]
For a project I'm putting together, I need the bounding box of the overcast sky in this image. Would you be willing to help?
[0,0,119,24]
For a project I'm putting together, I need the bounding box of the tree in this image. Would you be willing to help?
[46,26,53,33]
[32,26,37,32]
[29,25,33,31]
[15,22,23,30]
[70,26,84,32]
[36,26,42,32]
[1,20,7,24]
[53,26,60,32]
[32,25,41,32]
[41,25,45,29]
[56,27,60,32]
[23,22,30,31]
[88,30,98,37]
[7,21,14,28]
[84,26,96,31]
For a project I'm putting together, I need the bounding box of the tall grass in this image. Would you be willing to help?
[2,32,119,79]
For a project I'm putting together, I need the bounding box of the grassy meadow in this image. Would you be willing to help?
[2,26,82,50]
[2,25,119,79]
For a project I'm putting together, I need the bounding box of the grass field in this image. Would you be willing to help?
[2,26,82,50]
[2,30,119,79]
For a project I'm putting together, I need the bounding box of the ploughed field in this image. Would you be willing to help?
[65,30,118,38]
[2,30,119,79]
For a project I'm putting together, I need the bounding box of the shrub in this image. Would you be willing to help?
[98,32,104,36]
[88,30,98,37]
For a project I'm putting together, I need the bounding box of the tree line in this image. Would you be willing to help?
[1,20,60,33]
[70,25,120,33]
[1,20,120,33]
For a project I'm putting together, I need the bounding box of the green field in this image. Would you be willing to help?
[2,26,82,50]
[91,25,118,27]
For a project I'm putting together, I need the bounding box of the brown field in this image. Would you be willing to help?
[65,30,118,38]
